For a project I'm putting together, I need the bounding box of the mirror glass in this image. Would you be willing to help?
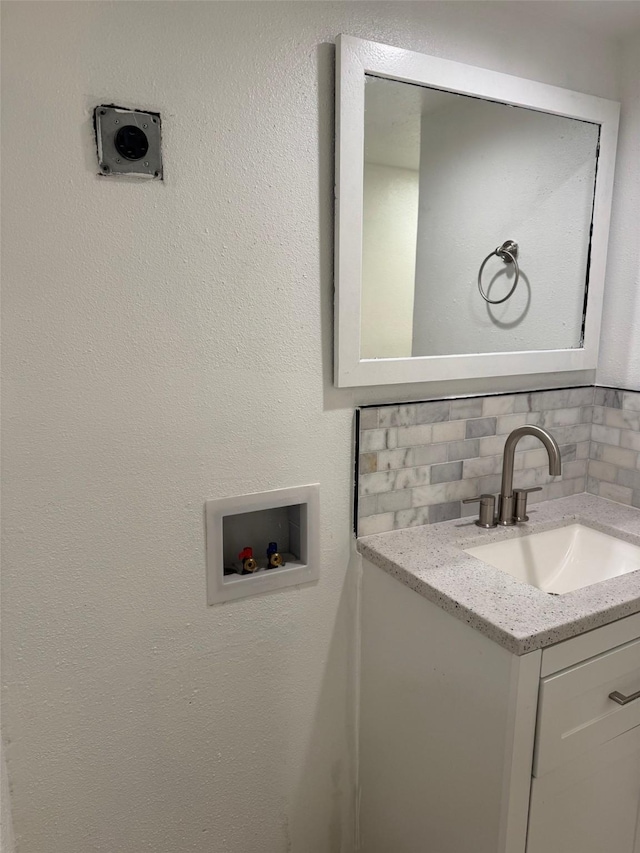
[362,75,600,360]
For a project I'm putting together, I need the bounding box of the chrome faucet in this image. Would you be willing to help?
[497,425,562,525]
[463,424,562,528]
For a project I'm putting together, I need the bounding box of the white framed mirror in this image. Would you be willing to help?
[334,35,620,388]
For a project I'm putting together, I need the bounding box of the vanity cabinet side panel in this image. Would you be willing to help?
[359,560,538,853]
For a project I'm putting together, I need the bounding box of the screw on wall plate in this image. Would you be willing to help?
[115,158,121,163]
[99,109,106,115]
[154,171,160,178]
[114,119,119,124]
[101,163,110,173]
[152,117,157,123]
[143,124,148,129]
[144,161,149,166]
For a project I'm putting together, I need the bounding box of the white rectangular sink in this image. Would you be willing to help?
[465,523,640,595]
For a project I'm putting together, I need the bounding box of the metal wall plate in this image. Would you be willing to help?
[94,106,162,179]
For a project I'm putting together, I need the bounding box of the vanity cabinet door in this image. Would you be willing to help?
[526,725,640,853]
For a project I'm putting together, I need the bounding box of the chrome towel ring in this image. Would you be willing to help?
[478,240,520,304]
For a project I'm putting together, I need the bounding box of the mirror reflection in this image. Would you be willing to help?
[362,76,600,359]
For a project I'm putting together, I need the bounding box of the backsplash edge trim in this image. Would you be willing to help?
[358,383,595,410]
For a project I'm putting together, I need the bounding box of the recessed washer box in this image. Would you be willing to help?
[205,484,320,604]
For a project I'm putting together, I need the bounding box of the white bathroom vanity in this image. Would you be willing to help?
[357,495,640,853]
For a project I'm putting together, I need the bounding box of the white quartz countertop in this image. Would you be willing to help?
[357,494,640,655]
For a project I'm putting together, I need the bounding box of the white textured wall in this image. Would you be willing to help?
[1,744,15,853]
[361,164,418,358]
[597,29,640,390]
[1,4,621,853]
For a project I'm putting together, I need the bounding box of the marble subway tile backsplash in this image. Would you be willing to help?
[357,387,596,535]
[587,388,640,507]
[357,386,640,535]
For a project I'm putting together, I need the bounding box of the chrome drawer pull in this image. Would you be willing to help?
[609,688,640,706]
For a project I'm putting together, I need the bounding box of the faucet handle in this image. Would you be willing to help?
[463,494,497,529]
[513,487,542,522]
